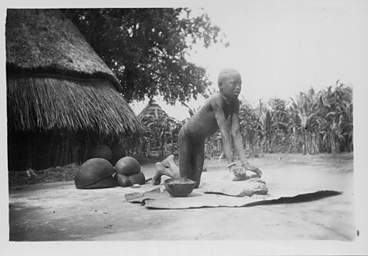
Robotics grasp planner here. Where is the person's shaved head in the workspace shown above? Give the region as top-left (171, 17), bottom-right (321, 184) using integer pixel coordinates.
top-left (218, 68), bottom-right (241, 87)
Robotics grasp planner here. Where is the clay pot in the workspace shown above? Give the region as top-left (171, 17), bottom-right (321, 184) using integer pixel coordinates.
top-left (75, 158), bottom-right (116, 189)
top-left (115, 173), bottom-right (131, 187)
top-left (127, 171), bottom-right (146, 185)
top-left (115, 156), bottom-right (141, 176)
top-left (164, 178), bottom-right (196, 197)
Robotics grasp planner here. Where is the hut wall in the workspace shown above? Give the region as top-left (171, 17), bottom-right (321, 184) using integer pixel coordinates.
top-left (8, 130), bottom-right (129, 171)
top-left (8, 129), bottom-right (139, 171)
top-left (9, 130), bottom-right (81, 171)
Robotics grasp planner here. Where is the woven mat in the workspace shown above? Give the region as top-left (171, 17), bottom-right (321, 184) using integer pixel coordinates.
top-left (125, 171), bottom-right (341, 209)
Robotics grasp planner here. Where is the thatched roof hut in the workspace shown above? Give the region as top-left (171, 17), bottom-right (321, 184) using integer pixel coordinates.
top-left (7, 9), bottom-right (141, 170)
top-left (137, 99), bottom-right (181, 158)
top-left (138, 99), bottom-right (170, 123)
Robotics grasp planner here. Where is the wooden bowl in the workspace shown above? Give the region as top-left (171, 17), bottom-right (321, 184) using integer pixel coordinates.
top-left (164, 178), bottom-right (196, 197)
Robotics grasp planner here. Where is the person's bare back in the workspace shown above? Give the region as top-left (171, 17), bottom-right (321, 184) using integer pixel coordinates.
top-left (184, 94), bottom-right (239, 141)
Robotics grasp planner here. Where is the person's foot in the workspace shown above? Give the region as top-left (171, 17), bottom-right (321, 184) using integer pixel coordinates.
top-left (152, 162), bottom-right (176, 185)
top-left (152, 162), bottom-right (164, 185)
top-left (160, 154), bottom-right (180, 175)
top-left (161, 154), bottom-right (175, 168)
top-left (155, 162), bottom-right (165, 170)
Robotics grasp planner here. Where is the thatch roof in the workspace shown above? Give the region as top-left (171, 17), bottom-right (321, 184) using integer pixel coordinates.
top-left (6, 9), bottom-right (141, 136)
top-left (7, 77), bottom-right (140, 136)
top-left (6, 9), bottom-right (121, 91)
top-left (138, 99), bottom-right (169, 121)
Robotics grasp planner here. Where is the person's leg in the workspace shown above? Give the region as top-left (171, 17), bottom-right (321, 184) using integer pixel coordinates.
top-left (190, 140), bottom-right (205, 188)
top-left (153, 127), bottom-right (198, 185)
top-left (178, 127), bottom-right (193, 179)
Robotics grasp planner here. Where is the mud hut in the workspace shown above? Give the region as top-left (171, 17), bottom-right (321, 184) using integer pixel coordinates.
top-left (6, 9), bottom-right (141, 171)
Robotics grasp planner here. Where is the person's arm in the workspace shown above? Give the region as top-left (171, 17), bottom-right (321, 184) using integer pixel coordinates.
top-left (212, 100), bottom-right (233, 164)
top-left (231, 109), bottom-right (248, 165)
top-left (231, 106), bottom-right (262, 176)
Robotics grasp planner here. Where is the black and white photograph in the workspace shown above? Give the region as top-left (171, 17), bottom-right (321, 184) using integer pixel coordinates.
top-left (2, 0), bottom-right (368, 255)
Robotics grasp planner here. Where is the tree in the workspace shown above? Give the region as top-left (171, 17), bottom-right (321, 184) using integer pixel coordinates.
top-left (63, 8), bottom-right (227, 104)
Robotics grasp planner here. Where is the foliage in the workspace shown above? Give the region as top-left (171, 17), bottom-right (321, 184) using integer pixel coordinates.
top-left (63, 8), bottom-right (227, 104)
top-left (238, 101), bottom-right (263, 152)
top-left (318, 82), bottom-right (353, 153)
top-left (207, 82), bottom-right (353, 156)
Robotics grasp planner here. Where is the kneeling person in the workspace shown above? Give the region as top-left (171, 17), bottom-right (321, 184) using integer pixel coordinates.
top-left (177, 68), bottom-right (261, 188)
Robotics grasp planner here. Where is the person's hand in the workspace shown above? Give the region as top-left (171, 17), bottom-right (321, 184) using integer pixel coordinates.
top-left (229, 164), bottom-right (259, 181)
top-left (241, 161), bottom-right (262, 177)
top-left (230, 164), bottom-right (246, 181)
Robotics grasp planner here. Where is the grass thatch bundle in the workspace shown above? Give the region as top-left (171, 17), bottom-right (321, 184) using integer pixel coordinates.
top-left (7, 77), bottom-right (141, 136)
top-left (138, 99), bottom-right (169, 119)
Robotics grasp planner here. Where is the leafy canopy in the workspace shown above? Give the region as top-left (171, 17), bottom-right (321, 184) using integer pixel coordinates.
top-left (63, 8), bottom-right (227, 104)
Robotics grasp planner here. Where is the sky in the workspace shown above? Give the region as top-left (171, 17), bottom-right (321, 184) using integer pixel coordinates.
top-left (130, 0), bottom-right (368, 120)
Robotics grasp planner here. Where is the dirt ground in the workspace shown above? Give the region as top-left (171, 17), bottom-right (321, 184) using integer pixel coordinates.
top-left (8, 153), bottom-right (355, 241)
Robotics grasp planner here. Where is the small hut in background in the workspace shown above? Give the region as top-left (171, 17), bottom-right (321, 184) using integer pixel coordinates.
top-left (6, 9), bottom-right (141, 171)
top-left (137, 99), bottom-right (181, 158)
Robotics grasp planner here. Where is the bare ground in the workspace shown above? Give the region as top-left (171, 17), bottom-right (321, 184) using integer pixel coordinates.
top-left (8, 153), bottom-right (355, 241)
